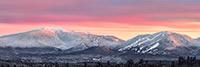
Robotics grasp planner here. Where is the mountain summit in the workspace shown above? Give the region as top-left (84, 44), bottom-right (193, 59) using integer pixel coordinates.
top-left (0, 27), bottom-right (123, 52)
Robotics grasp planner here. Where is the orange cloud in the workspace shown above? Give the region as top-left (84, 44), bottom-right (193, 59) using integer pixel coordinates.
top-left (1, 0), bottom-right (200, 40)
top-left (0, 21), bottom-right (200, 40)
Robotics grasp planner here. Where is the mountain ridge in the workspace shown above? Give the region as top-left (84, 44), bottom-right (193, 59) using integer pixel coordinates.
top-left (0, 27), bottom-right (123, 52)
top-left (118, 31), bottom-right (199, 55)
top-left (195, 37), bottom-right (200, 41)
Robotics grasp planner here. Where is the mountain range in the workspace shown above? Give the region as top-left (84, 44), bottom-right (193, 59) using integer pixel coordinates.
top-left (0, 27), bottom-right (123, 52)
top-left (0, 27), bottom-right (200, 63)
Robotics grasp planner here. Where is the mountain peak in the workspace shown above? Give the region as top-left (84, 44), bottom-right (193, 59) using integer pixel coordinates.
top-left (39, 27), bottom-right (66, 32)
top-left (26, 27), bottom-right (66, 37)
top-left (157, 31), bottom-right (173, 34)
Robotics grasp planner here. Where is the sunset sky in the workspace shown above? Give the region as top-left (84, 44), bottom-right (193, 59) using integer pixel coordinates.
top-left (0, 0), bottom-right (200, 40)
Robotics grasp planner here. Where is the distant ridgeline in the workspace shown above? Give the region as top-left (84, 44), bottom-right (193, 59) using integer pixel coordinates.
top-left (0, 56), bottom-right (200, 67)
top-left (0, 27), bottom-right (200, 64)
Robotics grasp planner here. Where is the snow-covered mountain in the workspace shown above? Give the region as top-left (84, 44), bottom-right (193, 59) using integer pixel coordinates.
top-left (195, 37), bottom-right (200, 41)
top-left (118, 31), bottom-right (198, 54)
top-left (0, 27), bottom-right (123, 52)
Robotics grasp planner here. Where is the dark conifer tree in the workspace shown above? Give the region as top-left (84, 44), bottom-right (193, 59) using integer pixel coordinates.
top-left (84, 62), bottom-right (87, 67)
top-left (96, 62), bottom-right (103, 67)
top-left (187, 56), bottom-right (190, 64)
top-left (138, 59), bottom-right (143, 64)
top-left (171, 61), bottom-right (175, 67)
top-left (6, 65), bottom-right (9, 67)
top-left (145, 60), bottom-right (148, 64)
top-left (127, 59), bottom-right (134, 67)
top-left (106, 61), bottom-right (111, 67)
top-left (158, 61), bottom-right (163, 67)
top-left (66, 63), bottom-right (69, 67)
top-left (1, 65), bottom-right (4, 67)
top-left (178, 56), bottom-right (184, 65)
top-left (14, 65), bottom-right (16, 67)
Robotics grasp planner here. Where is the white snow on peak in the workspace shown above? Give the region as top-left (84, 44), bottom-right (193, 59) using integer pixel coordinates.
top-left (69, 31), bottom-right (91, 35)
top-left (119, 31), bottom-right (165, 51)
top-left (0, 27), bottom-right (122, 52)
top-left (118, 31), bottom-right (196, 54)
top-left (38, 27), bottom-right (66, 32)
top-left (160, 31), bottom-right (172, 34)
top-left (142, 43), bottom-right (159, 53)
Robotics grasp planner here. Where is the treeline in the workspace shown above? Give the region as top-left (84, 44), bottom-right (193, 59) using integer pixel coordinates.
top-left (1, 56), bottom-right (200, 67)
top-left (113, 56), bottom-right (200, 67)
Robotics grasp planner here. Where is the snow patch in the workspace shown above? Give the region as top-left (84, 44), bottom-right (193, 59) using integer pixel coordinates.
top-left (142, 43), bottom-right (159, 53)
